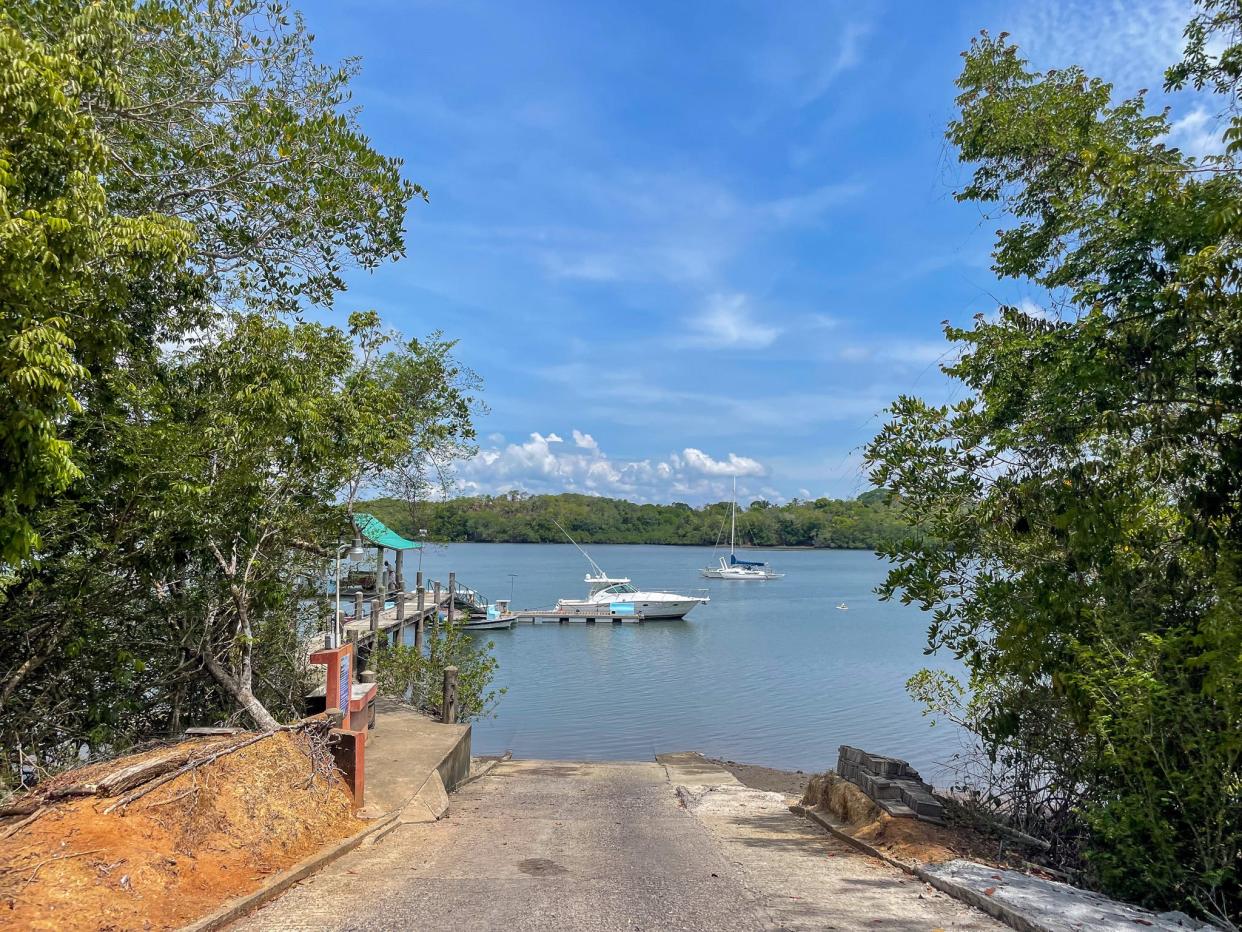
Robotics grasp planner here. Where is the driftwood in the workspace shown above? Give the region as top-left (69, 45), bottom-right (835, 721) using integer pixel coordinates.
top-left (0, 747), bottom-right (194, 831)
top-left (0, 800), bottom-right (40, 818)
top-left (0, 725), bottom-right (305, 833)
top-left (0, 808), bottom-right (45, 841)
top-left (90, 748), bottom-right (196, 797)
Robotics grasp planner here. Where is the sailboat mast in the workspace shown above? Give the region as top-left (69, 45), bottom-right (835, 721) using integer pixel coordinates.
top-left (730, 477), bottom-right (737, 555)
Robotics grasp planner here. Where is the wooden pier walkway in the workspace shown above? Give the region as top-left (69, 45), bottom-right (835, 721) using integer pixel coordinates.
top-left (341, 574), bottom-right (490, 646)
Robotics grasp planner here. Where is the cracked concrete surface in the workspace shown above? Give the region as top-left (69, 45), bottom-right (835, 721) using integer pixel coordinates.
top-left (233, 758), bottom-right (1003, 931)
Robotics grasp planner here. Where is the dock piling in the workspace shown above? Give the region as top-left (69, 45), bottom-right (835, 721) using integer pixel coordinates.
top-left (447, 572), bottom-right (456, 626)
top-left (442, 666), bottom-right (459, 724)
top-left (415, 586), bottom-right (426, 654)
top-left (432, 581), bottom-right (442, 641)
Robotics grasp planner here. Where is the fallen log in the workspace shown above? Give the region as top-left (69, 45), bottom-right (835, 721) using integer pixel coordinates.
top-left (0, 808), bottom-right (46, 840)
top-left (103, 726), bottom-right (299, 815)
top-left (91, 748), bottom-right (196, 797)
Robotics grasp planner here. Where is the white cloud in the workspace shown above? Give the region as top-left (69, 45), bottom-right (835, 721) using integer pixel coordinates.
top-left (534, 362), bottom-right (901, 436)
top-left (806, 313), bottom-right (840, 331)
top-left (1009, 0), bottom-right (1192, 94)
top-left (455, 431), bottom-right (769, 503)
top-left (763, 182), bottom-right (866, 225)
top-left (533, 170), bottom-right (862, 289)
top-left (836, 340), bottom-right (952, 367)
top-left (681, 448), bottom-right (766, 477)
top-left (749, 16), bottom-right (871, 109)
top-left (1165, 106), bottom-right (1226, 159)
top-left (685, 293), bottom-right (781, 349)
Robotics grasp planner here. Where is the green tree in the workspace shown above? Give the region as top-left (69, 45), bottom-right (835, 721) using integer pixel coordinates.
top-left (867, 18), bottom-right (1242, 923)
top-left (360, 490), bottom-right (908, 550)
top-left (0, 1), bottom-right (191, 562)
top-left (0, 1), bottom-right (485, 771)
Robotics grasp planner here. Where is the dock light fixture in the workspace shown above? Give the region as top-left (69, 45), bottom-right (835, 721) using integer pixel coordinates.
top-left (332, 537), bottom-right (366, 647)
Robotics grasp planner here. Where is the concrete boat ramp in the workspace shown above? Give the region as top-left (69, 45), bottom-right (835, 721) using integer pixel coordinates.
top-left (233, 753), bottom-right (1002, 931)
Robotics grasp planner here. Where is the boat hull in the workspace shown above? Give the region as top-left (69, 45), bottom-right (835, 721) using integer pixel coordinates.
top-left (554, 597), bottom-right (704, 620)
top-left (463, 617), bottom-right (516, 630)
top-left (701, 567), bottom-right (784, 580)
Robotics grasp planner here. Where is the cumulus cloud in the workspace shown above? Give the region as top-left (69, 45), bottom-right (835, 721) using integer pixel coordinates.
top-left (454, 431), bottom-right (770, 503)
top-left (680, 448), bottom-right (766, 477)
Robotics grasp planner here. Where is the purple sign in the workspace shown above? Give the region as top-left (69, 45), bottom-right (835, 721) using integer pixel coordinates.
top-left (339, 653), bottom-right (351, 710)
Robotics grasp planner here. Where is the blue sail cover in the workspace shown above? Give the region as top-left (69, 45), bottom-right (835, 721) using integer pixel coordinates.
top-left (729, 554), bottom-right (767, 568)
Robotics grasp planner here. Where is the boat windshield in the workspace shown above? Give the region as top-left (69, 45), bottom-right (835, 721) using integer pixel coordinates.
top-left (602, 583), bottom-right (637, 595)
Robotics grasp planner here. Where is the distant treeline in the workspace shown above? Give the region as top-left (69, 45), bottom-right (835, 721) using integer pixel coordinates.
top-left (358, 489), bottom-right (907, 550)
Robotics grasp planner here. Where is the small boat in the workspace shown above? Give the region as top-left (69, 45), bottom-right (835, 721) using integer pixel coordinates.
top-left (465, 600), bottom-right (517, 630)
top-left (463, 615), bottom-right (516, 630)
top-left (836, 602), bottom-right (848, 611)
top-left (701, 479), bottom-right (784, 580)
top-left (553, 521), bottom-right (708, 620)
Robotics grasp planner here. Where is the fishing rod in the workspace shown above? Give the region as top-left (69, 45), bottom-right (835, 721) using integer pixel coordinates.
top-left (551, 518), bottom-right (609, 578)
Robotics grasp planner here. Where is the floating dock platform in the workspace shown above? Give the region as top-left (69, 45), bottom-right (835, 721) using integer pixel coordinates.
top-left (503, 606), bottom-right (655, 624)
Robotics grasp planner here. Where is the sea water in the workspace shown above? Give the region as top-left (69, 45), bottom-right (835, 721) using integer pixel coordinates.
top-left (413, 543), bottom-right (972, 782)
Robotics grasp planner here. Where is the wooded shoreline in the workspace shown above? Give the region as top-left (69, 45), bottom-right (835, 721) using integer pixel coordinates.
top-left (358, 489), bottom-right (907, 551)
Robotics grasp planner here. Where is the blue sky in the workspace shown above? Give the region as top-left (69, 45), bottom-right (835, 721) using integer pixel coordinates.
top-left (303, 0), bottom-right (1214, 505)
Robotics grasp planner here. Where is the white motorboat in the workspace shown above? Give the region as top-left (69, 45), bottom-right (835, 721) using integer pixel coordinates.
top-left (555, 574), bottom-right (708, 620)
top-left (701, 479), bottom-right (784, 580)
top-left (552, 520), bottom-right (708, 620)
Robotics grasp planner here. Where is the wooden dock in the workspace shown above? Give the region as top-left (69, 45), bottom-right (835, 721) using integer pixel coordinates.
top-left (503, 606), bottom-right (652, 624)
top-left (341, 572), bottom-right (491, 647)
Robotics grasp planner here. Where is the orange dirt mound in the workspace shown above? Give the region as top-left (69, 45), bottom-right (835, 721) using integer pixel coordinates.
top-left (851, 811), bottom-right (973, 864)
top-left (0, 730), bottom-right (363, 931)
top-left (802, 770), bottom-right (1020, 867)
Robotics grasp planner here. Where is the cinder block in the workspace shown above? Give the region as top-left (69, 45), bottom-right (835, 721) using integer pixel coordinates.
top-left (877, 799), bottom-right (917, 818)
top-left (860, 774), bottom-right (901, 800)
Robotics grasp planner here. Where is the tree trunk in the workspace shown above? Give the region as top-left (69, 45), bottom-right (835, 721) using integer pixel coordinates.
top-left (200, 650), bottom-right (280, 731)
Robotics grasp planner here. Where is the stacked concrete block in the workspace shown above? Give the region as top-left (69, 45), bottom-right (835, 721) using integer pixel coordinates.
top-left (836, 746), bottom-right (945, 823)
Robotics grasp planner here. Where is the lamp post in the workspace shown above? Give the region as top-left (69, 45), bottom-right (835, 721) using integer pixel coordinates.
top-left (416, 528), bottom-right (428, 576)
top-left (333, 536), bottom-right (365, 647)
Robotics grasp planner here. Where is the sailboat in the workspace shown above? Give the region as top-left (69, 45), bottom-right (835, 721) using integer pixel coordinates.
top-left (701, 479), bottom-right (784, 580)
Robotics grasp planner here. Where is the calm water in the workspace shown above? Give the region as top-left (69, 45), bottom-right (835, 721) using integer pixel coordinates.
top-left (413, 543), bottom-right (969, 781)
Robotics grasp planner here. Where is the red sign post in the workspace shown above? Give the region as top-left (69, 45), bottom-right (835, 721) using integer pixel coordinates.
top-left (308, 641), bottom-right (377, 807)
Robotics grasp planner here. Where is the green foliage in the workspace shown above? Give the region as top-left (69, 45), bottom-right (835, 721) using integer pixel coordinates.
top-left (0, 0), bottom-right (191, 562)
top-left (0, 1), bottom-right (485, 780)
top-left (370, 619), bottom-right (503, 722)
top-left (357, 490), bottom-right (909, 550)
top-left (867, 21), bottom-right (1242, 924)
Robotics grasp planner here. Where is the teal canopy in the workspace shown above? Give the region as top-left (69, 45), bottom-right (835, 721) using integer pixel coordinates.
top-left (353, 513), bottom-right (422, 550)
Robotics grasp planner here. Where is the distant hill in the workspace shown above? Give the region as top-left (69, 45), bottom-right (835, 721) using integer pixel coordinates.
top-left (356, 490), bottom-right (908, 550)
